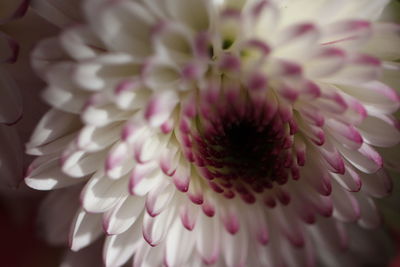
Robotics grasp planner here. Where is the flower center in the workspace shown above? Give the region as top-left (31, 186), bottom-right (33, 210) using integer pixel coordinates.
top-left (199, 115), bottom-right (283, 185)
top-left (180, 85), bottom-right (295, 202)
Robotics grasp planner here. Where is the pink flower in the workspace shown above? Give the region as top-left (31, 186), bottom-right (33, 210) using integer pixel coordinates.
top-left (26, 0), bottom-right (400, 266)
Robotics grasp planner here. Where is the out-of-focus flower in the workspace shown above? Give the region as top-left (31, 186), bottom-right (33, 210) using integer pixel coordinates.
top-left (0, 0), bottom-right (58, 189)
top-left (0, 2), bottom-right (65, 266)
top-left (0, 0), bottom-right (29, 187)
top-left (26, 0), bottom-right (400, 266)
top-left (0, 0), bottom-right (29, 124)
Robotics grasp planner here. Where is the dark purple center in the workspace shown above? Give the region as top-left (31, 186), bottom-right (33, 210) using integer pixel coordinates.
top-left (192, 109), bottom-right (290, 192)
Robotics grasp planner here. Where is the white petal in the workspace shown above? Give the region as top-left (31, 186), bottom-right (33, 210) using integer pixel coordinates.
top-left (221, 222), bottom-right (248, 267)
top-left (144, 90), bottom-right (178, 128)
top-left (314, 84), bottom-right (348, 115)
top-left (129, 163), bottom-right (164, 196)
top-left (164, 219), bottom-right (196, 266)
top-left (382, 62), bottom-right (400, 90)
top-left (81, 171), bottom-right (128, 213)
top-left (187, 173), bottom-right (205, 205)
top-left (244, 204), bottom-right (269, 245)
top-left (60, 25), bottom-right (104, 60)
top-left (306, 47), bottom-right (346, 78)
top-left (32, 0), bottom-right (83, 27)
top-left (321, 54), bottom-right (381, 86)
top-left (272, 206), bottom-right (305, 248)
top-left (133, 133), bottom-right (167, 164)
top-left (27, 109), bottom-right (81, 154)
top-left (316, 139), bottom-right (345, 174)
top-left (330, 163), bottom-right (362, 192)
top-left (297, 119), bottom-right (325, 146)
top-left (103, 221), bottom-right (142, 267)
top-left (195, 215), bottom-right (221, 265)
top-left (142, 205), bottom-right (177, 246)
top-left (362, 23), bottom-right (400, 60)
top-left (357, 115), bottom-right (400, 147)
top-left (172, 158), bottom-right (191, 192)
top-left (26, 156), bottom-right (87, 190)
top-left (69, 208), bottom-right (103, 251)
top-left (77, 123), bottom-right (122, 152)
top-left (281, 236), bottom-right (315, 267)
top-left (166, 0), bottom-right (211, 32)
top-left (153, 21), bottom-right (195, 64)
top-left (287, 184), bottom-right (317, 224)
top-left (131, 241), bottom-right (152, 267)
top-left (331, 182), bottom-right (360, 222)
top-left (274, 23), bottom-right (320, 60)
top-left (355, 194), bottom-right (381, 229)
top-left (159, 144), bottom-right (181, 177)
top-left (113, 80), bottom-right (150, 110)
top-left (300, 161), bottom-right (332, 196)
top-left (336, 142), bottom-right (383, 174)
top-left (321, 19), bottom-right (372, 49)
top-left (360, 169), bottom-right (392, 198)
top-left (309, 218), bottom-right (348, 251)
top-left (82, 101), bottom-right (131, 127)
top-left (340, 81), bottom-right (400, 115)
top-left (179, 201), bottom-right (200, 231)
top-left (145, 182), bottom-right (175, 217)
top-left (43, 71), bottom-right (89, 114)
top-left (28, 132), bottom-right (77, 156)
top-left (103, 195), bottom-right (145, 235)
top-left (73, 54), bottom-right (139, 92)
top-left (85, 0), bottom-right (155, 58)
top-left (326, 117), bottom-right (364, 151)
top-left (31, 37), bottom-right (68, 78)
top-left (219, 202), bottom-right (241, 235)
top-left (62, 148), bottom-right (108, 177)
top-left (294, 182), bottom-right (333, 217)
top-left (42, 78), bottom-right (84, 111)
top-left (106, 142), bottom-right (135, 179)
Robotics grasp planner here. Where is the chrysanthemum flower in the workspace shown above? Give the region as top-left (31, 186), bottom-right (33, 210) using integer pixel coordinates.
top-left (27, 0), bottom-right (400, 266)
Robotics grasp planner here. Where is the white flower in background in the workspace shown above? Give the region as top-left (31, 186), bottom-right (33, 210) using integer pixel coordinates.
top-left (0, 0), bottom-right (28, 124)
top-left (0, 0), bottom-right (29, 187)
top-left (0, 0), bottom-right (56, 189)
top-left (27, 0), bottom-right (400, 266)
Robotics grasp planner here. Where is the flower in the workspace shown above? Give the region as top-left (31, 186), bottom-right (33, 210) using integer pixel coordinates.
top-left (0, 0), bottom-right (29, 124)
top-left (26, 0), bottom-right (400, 266)
top-left (0, 0), bottom-right (56, 188)
top-left (0, 4), bottom-right (65, 265)
top-left (0, 0), bottom-right (29, 187)
top-left (0, 0), bottom-right (58, 189)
